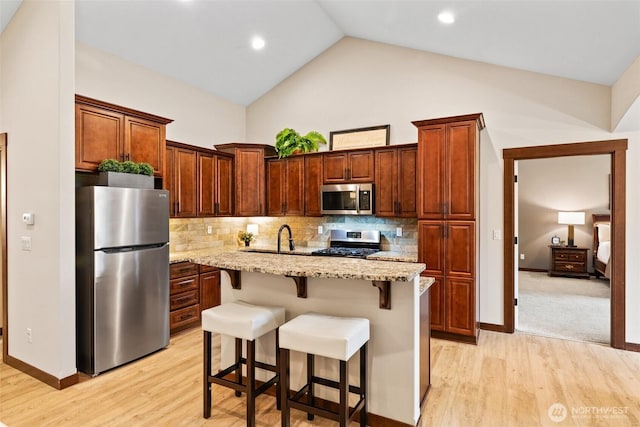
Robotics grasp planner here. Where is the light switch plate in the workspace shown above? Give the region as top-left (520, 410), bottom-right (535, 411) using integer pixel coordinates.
top-left (21, 236), bottom-right (32, 251)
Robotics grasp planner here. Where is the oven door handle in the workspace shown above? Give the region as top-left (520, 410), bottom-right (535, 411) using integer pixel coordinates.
top-left (355, 184), bottom-right (360, 213)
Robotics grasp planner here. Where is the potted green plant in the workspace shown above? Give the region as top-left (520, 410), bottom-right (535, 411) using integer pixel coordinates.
top-left (238, 230), bottom-right (255, 247)
top-left (98, 159), bottom-right (155, 189)
top-left (275, 128), bottom-right (327, 158)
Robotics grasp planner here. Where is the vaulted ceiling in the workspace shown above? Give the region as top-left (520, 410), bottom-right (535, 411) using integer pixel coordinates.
top-left (2, 1), bottom-right (640, 106)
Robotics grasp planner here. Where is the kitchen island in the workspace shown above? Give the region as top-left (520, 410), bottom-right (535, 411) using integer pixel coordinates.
top-left (191, 251), bottom-right (431, 427)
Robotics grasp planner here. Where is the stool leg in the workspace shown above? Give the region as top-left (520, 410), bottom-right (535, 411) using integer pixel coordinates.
top-left (275, 328), bottom-right (281, 410)
top-left (280, 348), bottom-right (290, 427)
top-left (247, 339), bottom-right (256, 427)
top-left (360, 342), bottom-right (368, 427)
top-left (235, 337), bottom-right (242, 397)
top-left (307, 353), bottom-right (315, 421)
top-left (339, 359), bottom-right (349, 427)
top-left (203, 331), bottom-right (212, 419)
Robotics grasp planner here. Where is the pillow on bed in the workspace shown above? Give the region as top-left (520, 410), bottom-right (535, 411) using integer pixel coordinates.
top-left (598, 223), bottom-right (611, 242)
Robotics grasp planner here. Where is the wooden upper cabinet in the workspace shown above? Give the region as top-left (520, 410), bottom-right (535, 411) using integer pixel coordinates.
top-left (414, 114), bottom-right (484, 220)
top-left (75, 95), bottom-right (173, 177)
top-left (266, 157), bottom-right (305, 216)
top-left (215, 143), bottom-right (276, 217)
top-left (167, 141), bottom-right (234, 218)
top-left (216, 155), bottom-right (234, 216)
top-left (323, 150), bottom-right (374, 183)
top-left (375, 145), bottom-right (417, 217)
top-left (197, 152), bottom-right (216, 217)
top-left (304, 154), bottom-right (323, 217)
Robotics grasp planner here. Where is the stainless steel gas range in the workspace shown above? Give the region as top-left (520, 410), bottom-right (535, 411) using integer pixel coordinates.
top-left (311, 230), bottom-right (381, 259)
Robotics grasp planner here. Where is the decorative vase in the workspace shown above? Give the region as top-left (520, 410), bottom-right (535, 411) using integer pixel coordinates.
top-left (244, 240), bottom-right (250, 247)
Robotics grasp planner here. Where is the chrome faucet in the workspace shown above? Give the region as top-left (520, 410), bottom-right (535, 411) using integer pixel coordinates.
top-left (277, 224), bottom-right (295, 254)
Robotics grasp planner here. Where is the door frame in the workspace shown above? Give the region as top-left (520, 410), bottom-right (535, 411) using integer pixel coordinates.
top-left (503, 139), bottom-right (627, 349)
top-left (1, 133), bottom-right (7, 360)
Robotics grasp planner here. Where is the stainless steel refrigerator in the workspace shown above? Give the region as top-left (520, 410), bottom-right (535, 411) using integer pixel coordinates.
top-left (76, 186), bottom-right (170, 375)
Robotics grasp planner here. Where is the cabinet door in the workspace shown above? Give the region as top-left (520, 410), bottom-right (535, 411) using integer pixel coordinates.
top-left (125, 116), bottom-right (165, 177)
top-left (200, 270), bottom-right (221, 311)
top-left (417, 125), bottom-right (445, 219)
top-left (216, 155), bottom-right (234, 216)
top-left (445, 277), bottom-right (475, 336)
top-left (348, 150), bottom-right (374, 182)
top-left (235, 148), bottom-right (265, 216)
top-left (75, 104), bottom-right (124, 171)
top-left (446, 121), bottom-right (476, 219)
top-left (197, 152), bottom-right (216, 217)
top-left (418, 221), bottom-right (445, 276)
top-left (165, 146), bottom-right (176, 212)
top-left (304, 154), bottom-right (323, 216)
top-left (445, 221), bottom-right (475, 278)
top-left (375, 148), bottom-right (397, 217)
top-left (323, 153), bottom-right (348, 183)
top-left (267, 159), bottom-right (286, 216)
top-left (397, 146), bottom-right (417, 217)
top-left (285, 156), bottom-right (305, 216)
top-left (427, 275), bottom-right (445, 331)
top-left (174, 148), bottom-right (197, 218)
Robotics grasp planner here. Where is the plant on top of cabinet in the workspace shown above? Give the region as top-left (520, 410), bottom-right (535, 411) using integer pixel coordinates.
top-left (97, 159), bottom-right (155, 188)
top-left (275, 128), bottom-right (327, 158)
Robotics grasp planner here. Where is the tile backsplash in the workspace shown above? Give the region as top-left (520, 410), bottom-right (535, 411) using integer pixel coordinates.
top-left (170, 216), bottom-right (418, 253)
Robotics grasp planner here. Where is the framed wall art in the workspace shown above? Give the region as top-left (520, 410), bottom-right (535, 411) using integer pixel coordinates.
top-left (329, 124), bottom-right (390, 151)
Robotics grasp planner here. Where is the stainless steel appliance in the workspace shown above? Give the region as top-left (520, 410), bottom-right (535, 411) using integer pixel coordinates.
top-left (311, 230), bottom-right (381, 258)
top-left (76, 186), bottom-right (170, 375)
top-left (320, 183), bottom-right (374, 215)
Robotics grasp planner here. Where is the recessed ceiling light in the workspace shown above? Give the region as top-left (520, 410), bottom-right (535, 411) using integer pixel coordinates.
top-left (251, 36), bottom-right (265, 51)
top-left (438, 11), bottom-right (455, 24)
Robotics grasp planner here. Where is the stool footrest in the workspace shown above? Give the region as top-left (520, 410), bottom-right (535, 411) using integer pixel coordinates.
top-left (236, 357), bottom-right (279, 374)
top-left (288, 394), bottom-right (365, 423)
top-left (310, 375), bottom-right (362, 395)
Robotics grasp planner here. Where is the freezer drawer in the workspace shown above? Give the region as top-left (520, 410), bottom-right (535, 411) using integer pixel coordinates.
top-left (77, 244), bottom-right (169, 375)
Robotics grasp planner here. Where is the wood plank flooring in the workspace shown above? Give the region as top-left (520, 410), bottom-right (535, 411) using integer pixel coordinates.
top-left (1, 330), bottom-right (639, 426)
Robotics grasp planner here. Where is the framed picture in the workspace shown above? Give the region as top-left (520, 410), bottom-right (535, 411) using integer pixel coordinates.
top-left (329, 124), bottom-right (390, 151)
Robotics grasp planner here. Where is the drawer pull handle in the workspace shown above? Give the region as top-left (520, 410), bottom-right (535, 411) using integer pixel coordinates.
top-left (565, 264), bottom-right (574, 270)
top-left (179, 313), bottom-right (193, 321)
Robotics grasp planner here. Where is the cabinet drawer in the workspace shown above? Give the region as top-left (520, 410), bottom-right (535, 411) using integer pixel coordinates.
top-left (170, 289), bottom-right (199, 311)
top-left (199, 264), bottom-right (218, 274)
top-left (170, 275), bottom-right (199, 295)
top-left (170, 304), bottom-right (201, 331)
top-left (553, 262), bottom-right (585, 273)
top-left (170, 261), bottom-right (199, 279)
top-left (554, 251), bottom-right (586, 262)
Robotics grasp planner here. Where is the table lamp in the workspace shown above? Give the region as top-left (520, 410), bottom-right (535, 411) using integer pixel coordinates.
top-left (557, 211), bottom-right (585, 247)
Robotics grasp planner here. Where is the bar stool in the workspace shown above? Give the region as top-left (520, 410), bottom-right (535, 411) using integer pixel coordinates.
top-left (279, 313), bottom-right (369, 427)
top-left (202, 300), bottom-right (285, 426)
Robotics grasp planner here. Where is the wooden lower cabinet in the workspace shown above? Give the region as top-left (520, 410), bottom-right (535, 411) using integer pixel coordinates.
top-left (419, 220), bottom-right (478, 343)
top-left (169, 262), bottom-right (220, 334)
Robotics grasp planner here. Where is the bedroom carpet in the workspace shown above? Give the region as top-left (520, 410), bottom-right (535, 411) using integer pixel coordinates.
top-left (517, 271), bottom-right (610, 344)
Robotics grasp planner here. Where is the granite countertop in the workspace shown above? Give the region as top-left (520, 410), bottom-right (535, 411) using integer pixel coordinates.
top-left (419, 276), bottom-right (435, 296)
top-left (366, 251), bottom-right (418, 263)
top-left (191, 251), bottom-right (425, 282)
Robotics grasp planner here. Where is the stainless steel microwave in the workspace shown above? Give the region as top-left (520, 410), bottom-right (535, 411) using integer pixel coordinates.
top-left (320, 183), bottom-right (374, 215)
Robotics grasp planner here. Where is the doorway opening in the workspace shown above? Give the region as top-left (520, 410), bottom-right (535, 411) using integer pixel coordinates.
top-left (503, 139), bottom-right (627, 349)
top-left (516, 155), bottom-right (611, 344)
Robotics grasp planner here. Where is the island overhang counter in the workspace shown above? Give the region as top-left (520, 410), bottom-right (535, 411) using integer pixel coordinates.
top-left (192, 251), bottom-right (431, 427)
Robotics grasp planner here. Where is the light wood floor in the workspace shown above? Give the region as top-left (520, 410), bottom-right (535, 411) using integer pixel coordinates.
top-left (1, 330), bottom-right (639, 426)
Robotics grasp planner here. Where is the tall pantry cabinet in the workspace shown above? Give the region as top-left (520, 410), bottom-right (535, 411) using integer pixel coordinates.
top-left (414, 113), bottom-right (484, 344)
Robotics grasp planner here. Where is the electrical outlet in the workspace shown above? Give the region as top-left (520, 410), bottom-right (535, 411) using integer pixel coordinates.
top-left (318, 226), bottom-right (323, 234)
top-left (207, 225), bottom-right (213, 234)
top-left (396, 227), bottom-right (403, 237)
top-left (520, 254), bottom-right (525, 260)
top-left (26, 328), bottom-right (32, 343)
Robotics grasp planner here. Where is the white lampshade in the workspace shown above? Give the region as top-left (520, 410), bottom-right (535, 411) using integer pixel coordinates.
top-left (557, 211), bottom-right (585, 225)
top-left (246, 223), bottom-right (259, 235)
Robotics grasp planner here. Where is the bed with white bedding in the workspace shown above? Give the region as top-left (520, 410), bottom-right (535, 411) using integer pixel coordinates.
top-left (592, 214), bottom-right (611, 279)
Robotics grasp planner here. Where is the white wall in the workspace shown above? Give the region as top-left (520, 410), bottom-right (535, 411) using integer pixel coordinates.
top-left (0, 0), bottom-right (76, 378)
top-left (75, 43), bottom-right (246, 149)
top-left (247, 37), bottom-right (640, 343)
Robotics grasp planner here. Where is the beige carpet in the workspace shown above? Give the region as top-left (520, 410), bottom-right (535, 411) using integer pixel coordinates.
top-left (517, 271), bottom-right (610, 344)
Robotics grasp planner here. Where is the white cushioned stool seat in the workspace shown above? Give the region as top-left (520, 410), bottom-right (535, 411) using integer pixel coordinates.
top-left (201, 300), bottom-right (285, 341)
top-left (279, 313), bottom-right (370, 361)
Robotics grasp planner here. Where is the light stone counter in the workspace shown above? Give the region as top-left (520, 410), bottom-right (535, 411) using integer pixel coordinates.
top-left (192, 251), bottom-right (425, 282)
top-left (366, 250), bottom-right (418, 263)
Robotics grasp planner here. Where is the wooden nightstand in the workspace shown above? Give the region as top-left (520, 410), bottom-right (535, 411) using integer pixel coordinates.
top-left (548, 246), bottom-right (590, 279)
